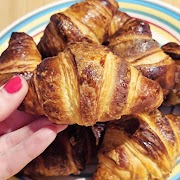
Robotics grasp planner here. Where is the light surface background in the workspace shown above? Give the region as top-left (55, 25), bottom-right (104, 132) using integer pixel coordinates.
top-left (0, 0), bottom-right (179, 32)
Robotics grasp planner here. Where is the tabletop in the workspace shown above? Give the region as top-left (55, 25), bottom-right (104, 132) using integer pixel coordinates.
top-left (0, 0), bottom-right (179, 32)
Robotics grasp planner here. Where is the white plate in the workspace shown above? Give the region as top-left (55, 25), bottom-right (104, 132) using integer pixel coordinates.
top-left (3, 0), bottom-right (179, 179)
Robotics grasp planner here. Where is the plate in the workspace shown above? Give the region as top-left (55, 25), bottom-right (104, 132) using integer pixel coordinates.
top-left (1, 0), bottom-right (179, 180)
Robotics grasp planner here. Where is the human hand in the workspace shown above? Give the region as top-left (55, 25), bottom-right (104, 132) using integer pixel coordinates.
top-left (0, 76), bottom-right (67, 179)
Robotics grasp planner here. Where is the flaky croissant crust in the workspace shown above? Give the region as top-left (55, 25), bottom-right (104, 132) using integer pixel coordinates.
top-left (0, 1), bottom-right (179, 179)
top-left (107, 17), bottom-right (176, 95)
top-left (0, 32), bottom-right (42, 86)
top-left (162, 42), bottom-right (180, 105)
top-left (22, 42), bottom-right (164, 126)
top-left (37, 0), bottom-right (119, 57)
top-left (93, 111), bottom-right (180, 180)
top-left (20, 125), bottom-right (96, 176)
top-left (0, 32), bottom-right (163, 126)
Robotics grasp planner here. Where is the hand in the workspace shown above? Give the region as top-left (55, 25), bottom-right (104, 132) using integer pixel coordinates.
top-left (0, 76), bottom-right (67, 179)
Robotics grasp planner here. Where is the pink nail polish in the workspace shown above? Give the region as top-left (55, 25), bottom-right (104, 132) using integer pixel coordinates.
top-left (4, 76), bottom-right (22, 94)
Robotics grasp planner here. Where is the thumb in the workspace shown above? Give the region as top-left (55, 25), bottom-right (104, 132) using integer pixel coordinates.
top-left (0, 76), bottom-right (28, 122)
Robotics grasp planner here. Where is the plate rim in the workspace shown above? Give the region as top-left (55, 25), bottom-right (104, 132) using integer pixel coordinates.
top-left (0, 0), bottom-right (179, 39)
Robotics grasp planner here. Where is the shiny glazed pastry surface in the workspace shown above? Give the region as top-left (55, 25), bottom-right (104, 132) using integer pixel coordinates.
top-left (93, 111), bottom-right (180, 180)
top-left (24, 41), bottom-right (163, 126)
top-left (37, 0), bottom-right (119, 58)
top-left (0, 32), bottom-right (163, 126)
top-left (162, 42), bottom-right (180, 105)
top-left (0, 0), bottom-right (179, 178)
top-left (0, 32), bottom-right (42, 86)
top-left (19, 125), bottom-right (96, 176)
top-left (108, 15), bottom-right (176, 95)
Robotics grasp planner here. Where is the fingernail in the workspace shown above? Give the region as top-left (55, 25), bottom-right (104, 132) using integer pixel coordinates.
top-left (4, 76), bottom-right (22, 94)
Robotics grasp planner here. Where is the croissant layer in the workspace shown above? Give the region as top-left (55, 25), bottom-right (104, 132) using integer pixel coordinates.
top-left (20, 125), bottom-right (96, 176)
top-left (162, 42), bottom-right (180, 105)
top-left (162, 42), bottom-right (180, 60)
top-left (93, 111), bottom-right (180, 180)
top-left (37, 0), bottom-right (119, 57)
top-left (22, 42), bottom-right (163, 126)
top-left (108, 17), bottom-right (176, 95)
top-left (0, 32), bottom-right (42, 86)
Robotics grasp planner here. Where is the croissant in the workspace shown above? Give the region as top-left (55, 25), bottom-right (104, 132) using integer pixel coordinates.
top-left (108, 17), bottom-right (176, 95)
top-left (162, 42), bottom-right (180, 105)
top-left (162, 42), bottom-right (180, 60)
top-left (0, 33), bottom-right (163, 126)
top-left (19, 125), bottom-right (96, 177)
top-left (0, 32), bottom-right (42, 86)
top-left (93, 110), bottom-right (180, 180)
top-left (37, 0), bottom-right (119, 58)
top-left (106, 10), bottom-right (131, 39)
top-left (23, 41), bottom-right (164, 126)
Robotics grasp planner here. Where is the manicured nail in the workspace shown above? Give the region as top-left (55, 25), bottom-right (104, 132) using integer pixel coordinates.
top-left (4, 76), bottom-right (22, 94)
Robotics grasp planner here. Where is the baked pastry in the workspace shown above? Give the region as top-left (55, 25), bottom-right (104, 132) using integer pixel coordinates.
top-left (0, 33), bottom-right (163, 126)
top-left (93, 110), bottom-right (180, 180)
top-left (0, 37), bottom-right (164, 126)
top-left (37, 0), bottom-right (119, 58)
top-left (162, 42), bottom-right (180, 60)
top-left (162, 42), bottom-right (180, 105)
top-left (106, 11), bottom-right (131, 38)
top-left (22, 42), bottom-right (163, 126)
top-left (19, 125), bottom-right (96, 176)
top-left (108, 17), bottom-right (176, 95)
top-left (0, 32), bottom-right (42, 86)
top-left (0, 0), bottom-right (178, 179)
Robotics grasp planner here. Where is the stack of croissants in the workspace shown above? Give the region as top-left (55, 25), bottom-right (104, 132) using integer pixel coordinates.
top-left (0, 0), bottom-right (180, 179)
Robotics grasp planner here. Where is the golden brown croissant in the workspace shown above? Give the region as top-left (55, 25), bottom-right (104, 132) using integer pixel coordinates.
top-left (106, 10), bottom-right (131, 39)
top-left (37, 0), bottom-right (119, 58)
top-left (162, 42), bottom-right (180, 105)
top-left (162, 42), bottom-right (180, 60)
top-left (93, 111), bottom-right (180, 180)
top-left (0, 32), bottom-right (42, 86)
top-left (108, 17), bottom-right (176, 95)
top-left (20, 42), bottom-right (163, 126)
top-left (19, 125), bottom-right (96, 177)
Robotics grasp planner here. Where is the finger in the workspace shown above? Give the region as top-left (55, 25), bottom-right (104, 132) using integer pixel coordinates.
top-left (0, 117), bottom-right (67, 152)
top-left (0, 76), bottom-right (28, 122)
top-left (0, 110), bottom-right (41, 136)
top-left (0, 124), bottom-right (66, 180)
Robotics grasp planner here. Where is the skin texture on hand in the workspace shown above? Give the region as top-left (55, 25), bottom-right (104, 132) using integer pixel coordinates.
top-left (0, 76), bottom-right (67, 180)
